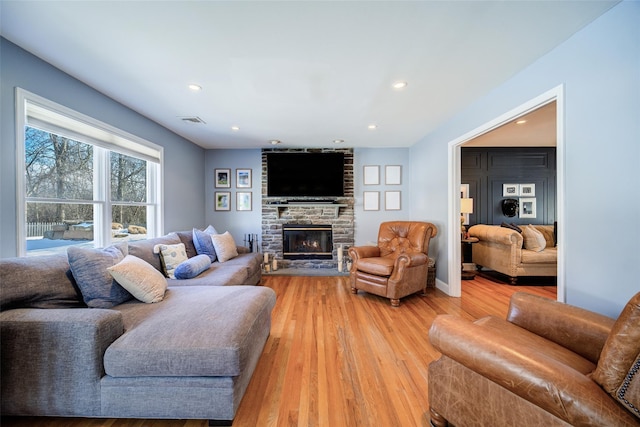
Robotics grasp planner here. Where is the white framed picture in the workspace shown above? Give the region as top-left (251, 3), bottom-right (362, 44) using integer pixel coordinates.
top-left (236, 192), bottom-right (252, 211)
top-left (519, 198), bottom-right (536, 218)
top-left (363, 165), bottom-right (380, 185)
top-left (385, 165), bottom-right (402, 185)
top-left (519, 183), bottom-right (535, 197)
top-left (503, 183), bottom-right (519, 197)
top-left (236, 169), bottom-right (252, 188)
top-left (363, 191), bottom-right (379, 211)
top-left (385, 191), bottom-right (401, 210)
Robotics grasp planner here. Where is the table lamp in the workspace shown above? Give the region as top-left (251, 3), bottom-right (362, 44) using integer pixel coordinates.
top-left (461, 198), bottom-right (473, 239)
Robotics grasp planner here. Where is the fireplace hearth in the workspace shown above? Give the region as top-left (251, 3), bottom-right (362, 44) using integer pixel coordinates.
top-left (283, 224), bottom-right (332, 259)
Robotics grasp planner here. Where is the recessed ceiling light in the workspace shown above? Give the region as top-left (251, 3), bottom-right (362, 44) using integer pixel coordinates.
top-left (188, 84), bottom-right (202, 91)
top-left (392, 81), bottom-right (408, 89)
top-left (231, 126), bottom-right (240, 131)
top-left (516, 119), bottom-right (527, 125)
top-left (368, 124), bottom-right (377, 130)
top-left (333, 139), bottom-right (344, 144)
top-left (270, 140), bottom-right (281, 145)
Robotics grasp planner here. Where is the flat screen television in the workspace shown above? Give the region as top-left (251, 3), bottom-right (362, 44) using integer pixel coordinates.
top-left (267, 152), bottom-right (344, 198)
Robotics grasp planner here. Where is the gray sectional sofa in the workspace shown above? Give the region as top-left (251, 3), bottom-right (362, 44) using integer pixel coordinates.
top-left (0, 231), bottom-right (275, 425)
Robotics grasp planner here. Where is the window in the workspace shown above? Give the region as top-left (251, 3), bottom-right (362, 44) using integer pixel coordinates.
top-left (17, 88), bottom-right (163, 256)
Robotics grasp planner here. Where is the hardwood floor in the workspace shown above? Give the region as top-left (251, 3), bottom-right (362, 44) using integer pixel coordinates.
top-left (2, 275), bottom-right (556, 427)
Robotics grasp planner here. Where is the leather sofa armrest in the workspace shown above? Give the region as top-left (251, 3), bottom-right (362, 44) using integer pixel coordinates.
top-left (428, 315), bottom-right (636, 426)
top-left (507, 292), bottom-right (615, 363)
top-left (348, 246), bottom-right (380, 261)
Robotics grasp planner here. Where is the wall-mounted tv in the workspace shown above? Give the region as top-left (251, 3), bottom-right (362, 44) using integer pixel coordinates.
top-left (267, 152), bottom-right (344, 198)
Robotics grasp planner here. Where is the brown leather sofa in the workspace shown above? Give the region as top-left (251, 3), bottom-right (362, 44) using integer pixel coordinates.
top-left (428, 291), bottom-right (640, 426)
top-left (348, 221), bottom-right (437, 307)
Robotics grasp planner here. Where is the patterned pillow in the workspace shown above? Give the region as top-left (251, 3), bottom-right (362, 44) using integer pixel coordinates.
top-left (521, 225), bottom-right (546, 252)
top-left (174, 254), bottom-right (211, 279)
top-left (107, 255), bottom-right (167, 303)
top-left (193, 226), bottom-right (218, 262)
top-left (154, 243), bottom-right (188, 278)
top-left (210, 231), bottom-right (239, 263)
top-left (67, 242), bottom-right (133, 308)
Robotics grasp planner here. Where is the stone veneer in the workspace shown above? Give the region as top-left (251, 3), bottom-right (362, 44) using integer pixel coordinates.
top-left (261, 148), bottom-right (355, 269)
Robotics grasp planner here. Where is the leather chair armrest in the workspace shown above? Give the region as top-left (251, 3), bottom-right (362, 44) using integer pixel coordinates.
top-left (348, 246), bottom-right (380, 261)
top-left (429, 315), bottom-right (636, 426)
top-left (389, 252), bottom-right (428, 281)
top-left (507, 292), bottom-right (615, 363)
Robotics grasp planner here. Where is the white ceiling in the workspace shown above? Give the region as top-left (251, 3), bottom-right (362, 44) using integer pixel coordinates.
top-left (0, 1), bottom-right (616, 150)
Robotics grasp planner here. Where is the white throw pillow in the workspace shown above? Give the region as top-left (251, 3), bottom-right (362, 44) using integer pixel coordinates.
top-left (210, 231), bottom-right (239, 263)
top-left (522, 225), bottom-right (546, 252)
top-left (154, 243), bottom-right (188, 278)
top-left (107, 255), bottom-right (168, 303)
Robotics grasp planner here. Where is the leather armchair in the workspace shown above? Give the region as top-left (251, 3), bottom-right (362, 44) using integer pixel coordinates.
top-left (348, 221), bottom-right (437, 307)
top-left (428, 291), bottom-right (640, 426)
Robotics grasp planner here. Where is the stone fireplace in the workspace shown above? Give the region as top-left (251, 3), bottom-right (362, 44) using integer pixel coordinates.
top-left (261, 148), bottom-right (354, 269)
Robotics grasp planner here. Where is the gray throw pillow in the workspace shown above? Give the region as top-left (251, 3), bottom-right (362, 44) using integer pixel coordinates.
top-left (67, 242), bottom-right (133, 308)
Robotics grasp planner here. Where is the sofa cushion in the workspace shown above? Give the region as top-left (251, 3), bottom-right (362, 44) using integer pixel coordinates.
top-left (522, 225), bottom-right (546, 252)
top-left (104, 285), bottom-right (277, 377)
top-left (193, 226), bottom-right (218, 262)
top-left (210, 231), bottom-right (239, 263)
top-left (173, 230), bottom-right (198, 258)
top-left (355, 257), bottom-right (395, 277)
top-left (0, 253), bottom-right (84, 310)
top-left (154, 243), bottom-right (188, 278)
top-left (167, 252), bottom-right (263, 287)
top-left (108, 255), bottom-right (168, 303)
top-left (174, 254), bottom-right (211, 279)
top-left (592, 292), bottom-right (640, 418)
top-left (67, 242), bottom-right (133, 308)
top-left (521, 247), bottom-right (557, 264)
top-left (128, 234), bottom-right (182, 273)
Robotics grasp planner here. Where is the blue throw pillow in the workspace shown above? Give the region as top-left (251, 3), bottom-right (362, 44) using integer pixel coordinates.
top-left (174, 254), bottom-right (212, 279)
top-left (67, 242), bottom-right (133, 308)
top-left (193, 227), bottom-right (217, 262)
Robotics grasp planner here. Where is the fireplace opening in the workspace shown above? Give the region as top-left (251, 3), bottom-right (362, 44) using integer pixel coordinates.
top-left (283, 224), bottom-right (332, 260)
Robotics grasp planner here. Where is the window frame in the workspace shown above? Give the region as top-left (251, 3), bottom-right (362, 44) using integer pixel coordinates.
top-left (15, 88), bottom-right (164, 256)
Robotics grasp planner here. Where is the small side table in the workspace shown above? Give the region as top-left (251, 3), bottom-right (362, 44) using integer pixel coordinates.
top-left (461, 237), bottom-right (479, 280)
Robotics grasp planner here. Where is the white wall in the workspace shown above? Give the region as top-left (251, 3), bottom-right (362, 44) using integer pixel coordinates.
top-left (353, 148), bottom-right (411, 245)
top-left (409, 1), bottom-right (639, 317)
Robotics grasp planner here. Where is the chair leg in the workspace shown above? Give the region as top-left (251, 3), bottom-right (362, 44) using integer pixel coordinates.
top-left (390, 298), bottom-right (400, 307)
top-left (351, 287), bottom-right (358, 294)
top-left (429, 407), bottom-right (448, 427)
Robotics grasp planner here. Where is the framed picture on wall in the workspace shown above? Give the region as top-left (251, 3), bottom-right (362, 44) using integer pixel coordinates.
top-left (503, 183), bottom-right (519, 197)
top-left (363, 165), bottom-right (380, 185)
top-left (519, 198), bottom-right (536, 218)
top-left (215, 192), bottom-right (231, 211)
top-left (215, 169), bottom-right (231, 188)
top-left (236, 169), bottom-right (252, 188)
top-left (385, 191), bottom-right (401, 210)
top-left (236, 192), bottom-right (252, 211)
top-left (385, 165), bottom-right (402, 185)
top-left (363, 191), bottom-right (379, 211)
top-left (519, 183), bottom-right (535, 197)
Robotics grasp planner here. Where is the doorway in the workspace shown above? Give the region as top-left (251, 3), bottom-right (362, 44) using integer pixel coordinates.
top-left (447, 86), bottom-right (565, 301)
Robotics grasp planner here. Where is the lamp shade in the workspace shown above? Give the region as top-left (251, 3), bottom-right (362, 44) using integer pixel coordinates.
top-left (461, 198), bottom-right (474, 214)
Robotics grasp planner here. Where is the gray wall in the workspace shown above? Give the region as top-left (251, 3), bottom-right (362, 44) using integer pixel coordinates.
top-left (409, 1), bottom-right (639, 317)
top-left (0, 38), bottom-right (206, 257)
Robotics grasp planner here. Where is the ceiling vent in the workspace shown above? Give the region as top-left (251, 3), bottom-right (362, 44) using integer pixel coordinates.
top-left (179, 116), bottom-right (206, 124)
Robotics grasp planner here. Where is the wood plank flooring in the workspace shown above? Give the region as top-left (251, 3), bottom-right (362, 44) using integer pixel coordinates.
top-left (1, 275), bottom-right (556, 427)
